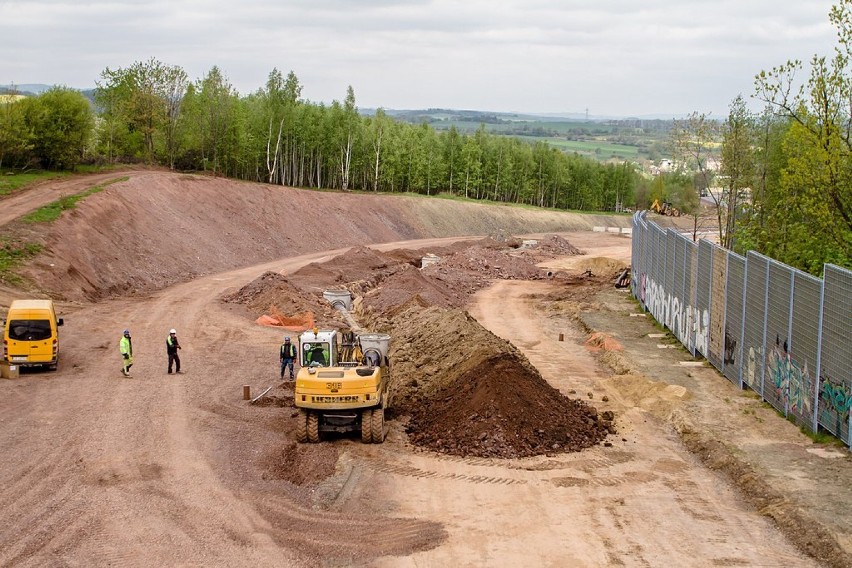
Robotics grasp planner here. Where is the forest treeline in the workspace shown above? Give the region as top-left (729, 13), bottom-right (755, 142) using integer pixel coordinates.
top-left (1, 0), bottom-right (851, 274)
top-left (0, 64), bottom-right (636, 213)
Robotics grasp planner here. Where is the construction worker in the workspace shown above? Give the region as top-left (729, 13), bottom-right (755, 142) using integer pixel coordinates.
top-left (280, 336), bottom-right (297, 380)
top-left (307, 343), bottom-right (327, 366)
top-left (166, 328), bottom-right (182, 374)
top-left (120, 329), bottom-right (133, 377)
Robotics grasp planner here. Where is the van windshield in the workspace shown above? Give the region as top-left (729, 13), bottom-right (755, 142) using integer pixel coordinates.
top-left (8, 320), bottom-right (52, 341)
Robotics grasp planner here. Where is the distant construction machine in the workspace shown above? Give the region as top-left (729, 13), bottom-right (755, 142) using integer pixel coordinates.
top-left (293, 290), bottom-right (391, 444)
top-left (650, 199), bottom-right (682, 217)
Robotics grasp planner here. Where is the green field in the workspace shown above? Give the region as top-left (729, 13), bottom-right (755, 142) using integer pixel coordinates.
top-left (512, 136), bottom-right (641, 160)
top-left (385, 109), bottom-right (672, 163)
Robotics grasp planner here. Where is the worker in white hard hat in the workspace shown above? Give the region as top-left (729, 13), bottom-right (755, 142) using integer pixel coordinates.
top-left (280, 335), bottom-right (297, 380)
top-left (166, 328), bottom-right (183, 374)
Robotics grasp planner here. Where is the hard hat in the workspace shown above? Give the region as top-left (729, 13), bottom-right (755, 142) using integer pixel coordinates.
top-left (169, 329), bottom-right (177, 334)
top-left (123, 329), bottom-right (130, 335)
top-left (284, 336), bottom-right (290, 342)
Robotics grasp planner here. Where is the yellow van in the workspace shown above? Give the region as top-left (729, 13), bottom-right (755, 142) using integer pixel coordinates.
top-left (3, 300), bottom-right (64, 370)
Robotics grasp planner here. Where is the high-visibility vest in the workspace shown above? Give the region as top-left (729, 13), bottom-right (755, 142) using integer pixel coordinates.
top-left (120, 336), bottom-right (132, 356)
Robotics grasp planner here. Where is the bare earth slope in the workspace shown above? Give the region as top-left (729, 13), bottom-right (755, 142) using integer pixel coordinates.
top-left (0, 171), bottom-right (849, 567)
top-left (6, 171), bottom-right (628, 302)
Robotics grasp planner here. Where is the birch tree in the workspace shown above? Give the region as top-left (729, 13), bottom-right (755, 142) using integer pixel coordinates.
top-left (753, 0), bottom-right (852, 270)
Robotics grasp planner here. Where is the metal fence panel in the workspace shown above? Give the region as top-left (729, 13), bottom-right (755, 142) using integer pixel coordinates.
top-left (708, 244), bottom-right (727, 370)
top-left (687, 240), bottom-right (698, 354)
top-left (818, 265), bottom-right (852, 444)
top-left (742, 252), bottom-right (769, 395)
top-left (631, 214), bottom-right (852, 447)
top-left (723, 253), bottom-right (746, 386)
top-left (645, 225), bottom-right (666, 320)
top-left (789, 271), bottom-right (821, 430)
top-left (671, 233), bottom-right (688, 344)
top-left (665, 230), bottom-right (677, 330)
top-left (695, 240), bottom-right (714, 358)
top-left (631, 213), bottom-right (644, 297)
top-left (763, 261), bottom-right (794, 414)
top-left (644, 221), bottom-right (655, 304)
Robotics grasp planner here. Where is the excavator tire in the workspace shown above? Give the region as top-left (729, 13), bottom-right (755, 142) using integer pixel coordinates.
top-left (371, 406), bottom-right (386, 443)
top-left (296, 409), bottom-right (309, 443)
top-left (307, 411), bottom-right (320, 443)
top-left (361, 409), bottom-right (374, 444)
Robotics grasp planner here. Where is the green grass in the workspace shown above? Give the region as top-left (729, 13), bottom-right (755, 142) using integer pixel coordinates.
top-left (0, 170), bottom-right (70, 197)
top-left (0, 165), bottom-right (124, 197)
top-left (0, 238), bottom-right (42, 285)
top-left (798, 424), bottom-right (845, 446)
top-left (21, 176), bottom-right (129, 223)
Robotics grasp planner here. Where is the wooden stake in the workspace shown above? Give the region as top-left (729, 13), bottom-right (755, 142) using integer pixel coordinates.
top-left (559, 333), bottom-right (564, 342)
top-left (243, 385), bottom-right (251, 400)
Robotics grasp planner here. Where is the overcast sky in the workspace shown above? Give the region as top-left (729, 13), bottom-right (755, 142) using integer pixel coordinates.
top-left (0, 0), bottom-right (840, 117)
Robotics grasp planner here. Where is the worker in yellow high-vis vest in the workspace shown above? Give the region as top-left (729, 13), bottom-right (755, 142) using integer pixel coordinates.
top-left (120, 329), bottom-right (133, 377)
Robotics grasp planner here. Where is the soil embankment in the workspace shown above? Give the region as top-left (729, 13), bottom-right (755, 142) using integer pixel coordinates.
top-left (5, 171), bottom-right (630, 302)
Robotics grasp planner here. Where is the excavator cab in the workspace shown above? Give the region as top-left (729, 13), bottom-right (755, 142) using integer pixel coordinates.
top-left (304, 342), bottom-right (329, 367)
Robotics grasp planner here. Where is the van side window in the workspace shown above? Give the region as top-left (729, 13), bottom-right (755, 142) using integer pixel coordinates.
top-left (8, 320), bottom-right (52, 341)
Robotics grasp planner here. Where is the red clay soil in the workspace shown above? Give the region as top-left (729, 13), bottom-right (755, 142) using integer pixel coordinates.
top-left (221, 271), bottom-right (342, 329)
top-left (530, 234), bottom-right (584, 258)
top-left (223, 235), bottom-right (609, 460)
top-left (406, 353), bottom-right (611, 459)
top-left (361, 264), bottom-right (464, 313)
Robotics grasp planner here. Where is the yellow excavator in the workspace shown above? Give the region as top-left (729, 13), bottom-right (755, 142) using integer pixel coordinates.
top-left (293, 291), bottom-right (391, 443)
top-left (650, 199), bottom-right (682, 217)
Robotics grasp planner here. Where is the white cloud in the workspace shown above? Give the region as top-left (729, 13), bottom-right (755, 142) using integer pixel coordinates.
top-left (0, 0), bottom-right (838, 115)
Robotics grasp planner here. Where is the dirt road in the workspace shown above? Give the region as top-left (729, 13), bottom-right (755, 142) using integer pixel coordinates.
top-left (0, 171), bottom-right (848, 567)
top-left (0, 169), bottom-right (145, 226)
top-left (0, 235), bottom-right (822, 567)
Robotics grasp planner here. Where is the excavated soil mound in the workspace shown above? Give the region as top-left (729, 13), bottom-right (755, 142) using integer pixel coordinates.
top-left (378, 307), bottom-right (523, 409)
top-left (374, 305), bottom-right (610, 458)
top-left (287, 246), bottom-right (399, 296)
top-left (406, 354), bottom-right (610, 458)
top-left (572, 256), bottom-right (629, 277)
top-left (221, 271), bottom-right (341, 328)
top-left (429, 245), bottom-right (544, 281)
top-left (410, 245), bottom-right (545, 302)
top-left (223, 238), bottom-right (609, 459)
top-left (361, 264), bottom-right (465, 314)
top-left (534, 234), bottom-right (584, 257)
top-left (585, 331), bottom-right (624, 352)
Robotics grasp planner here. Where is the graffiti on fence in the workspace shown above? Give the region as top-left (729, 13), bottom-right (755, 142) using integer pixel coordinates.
top-left (821, 375), bottom-right (852, 436)
top-left (639, 273), bottom-right (709, 355)
top-left (766, 336), bottom-right (813, 417)
top-left (745, 345), bottom-right (763, 390)
top-left (723, 326), bottom-right (737, 366)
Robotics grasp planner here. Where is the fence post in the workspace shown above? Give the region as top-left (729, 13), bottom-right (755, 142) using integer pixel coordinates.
top-left (738, 255), bottom-right (749, 390)
top-left (785, 271), bottom-right (796, 417)
top-left (759, 260), bottom-right (770, 400)
top-left (720, 252), bottom-right (729, 376)
top-left (813, 271), bottom-right (825, 434)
